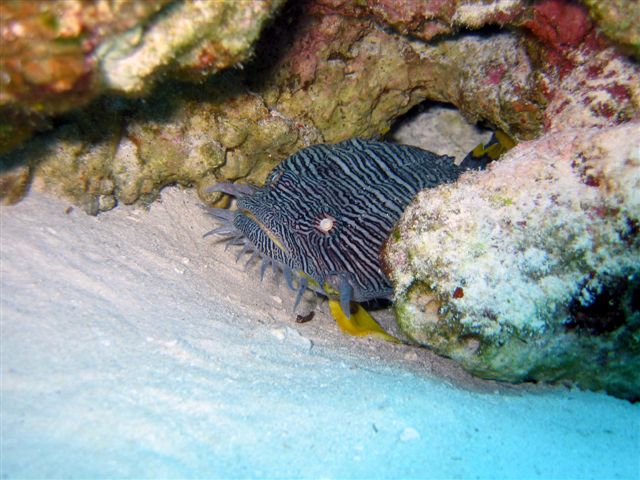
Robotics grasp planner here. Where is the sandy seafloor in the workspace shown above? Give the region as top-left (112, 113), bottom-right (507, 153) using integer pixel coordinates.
top-left (1, 107), bottom-right (639, 479)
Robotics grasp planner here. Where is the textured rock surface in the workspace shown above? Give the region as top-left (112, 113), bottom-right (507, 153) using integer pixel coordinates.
top-left (0, 0), bottom-right (164, 153)
top-left (311, 0), bottom-right (527, 41)
top-left (582, 0), bottom-right (640, 60)
top-left (12, 79), bottom-right (319, 214)
top-left (385, 122), bottom-right (640, 400)
top-left (542, 46), bottom-right (640, 131)
top-left (0, 0), bottom-right (285, 154)
top-left (518, 1), bottom-right (640, 132)
top-left (96, 0), bottom-right (287, 93)
top-left (262, 5), bottom-right (543, 143)
top-left (1, 3), bottom-right (545, 211)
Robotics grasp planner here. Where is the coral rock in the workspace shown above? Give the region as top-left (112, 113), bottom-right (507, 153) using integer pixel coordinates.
top-left (1, 0), bottom-right (638, 219)
top-left (582, 0), bottom-right (640, 60)
top-left (266, 11), bottom-right (543, 143)
top-left (97, 0), bottom-right (287, 94)
top-left (385, 122), bottom-right (640, 400)
top-left (10, 80), bottom-right (320, 214)
top-left (0, 0), bottom-right (285, 153)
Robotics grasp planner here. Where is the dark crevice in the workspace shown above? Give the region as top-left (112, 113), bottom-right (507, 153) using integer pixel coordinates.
top-left (565, 277), bottom-right (637, 335)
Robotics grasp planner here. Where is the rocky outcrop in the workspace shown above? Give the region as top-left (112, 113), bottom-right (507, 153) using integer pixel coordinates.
top-left (385, 122), bottom-right (640, 401)
top-left (0, 0), bottom-right (286, 154)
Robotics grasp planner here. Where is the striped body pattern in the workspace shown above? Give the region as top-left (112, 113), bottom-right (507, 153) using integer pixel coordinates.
top-left (205, 138), bottom-right (464, 314)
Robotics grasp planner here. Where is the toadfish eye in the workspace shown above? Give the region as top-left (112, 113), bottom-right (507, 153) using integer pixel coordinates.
top-left (317, 215), bottom-right (336, 233)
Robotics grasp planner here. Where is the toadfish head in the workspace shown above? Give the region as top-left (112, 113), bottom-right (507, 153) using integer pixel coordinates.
top-left (204, 172), bottom-right (367, 316)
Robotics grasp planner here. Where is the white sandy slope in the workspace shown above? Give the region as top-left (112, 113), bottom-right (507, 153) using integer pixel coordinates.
top-left (1, 187), bottom-right (639, 479)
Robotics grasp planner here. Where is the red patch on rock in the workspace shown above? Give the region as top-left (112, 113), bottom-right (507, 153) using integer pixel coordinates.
top-left (592, 102), bottom-right (616, 119)
top-left (288, 14), bottom-right (345, 87)
top-left (485, 64), bottom-right (506, 85)
top-left (197, 49), bottom-right (217, 68)
top-left (605, 84), bottom-right (631, 103)
top-left (525, 0), bottom-right (591, 49)
top-left (586, 63), bottom-right (605, 79)
top-left (520, 0), bottom-right (594, 78)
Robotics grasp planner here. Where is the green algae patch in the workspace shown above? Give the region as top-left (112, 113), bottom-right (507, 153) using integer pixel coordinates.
top-left (583, 0), bottom-right (640, 60)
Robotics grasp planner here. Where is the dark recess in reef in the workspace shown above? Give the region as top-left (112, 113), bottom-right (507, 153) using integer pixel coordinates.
top-left (566, 277), bottom-right (638, 335)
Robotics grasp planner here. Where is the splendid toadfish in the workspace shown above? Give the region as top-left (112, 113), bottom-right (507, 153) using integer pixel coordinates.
top-left (205, 138), bottom-right (491, 341)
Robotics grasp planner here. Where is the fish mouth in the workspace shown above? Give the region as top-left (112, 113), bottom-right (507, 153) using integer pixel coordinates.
top-left (239, 208), bottom-right (289, 256)
top-left (204, 204), bottom-right (311, 311)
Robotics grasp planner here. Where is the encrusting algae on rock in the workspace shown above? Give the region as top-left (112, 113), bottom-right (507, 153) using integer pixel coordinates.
top-left (384, 122), bottom-right (640, 400)
top-left (0, 0), bottom-right (286, 154)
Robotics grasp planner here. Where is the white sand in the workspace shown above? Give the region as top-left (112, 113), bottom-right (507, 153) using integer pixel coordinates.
top-left (1, 187), bottom-right (638, 479)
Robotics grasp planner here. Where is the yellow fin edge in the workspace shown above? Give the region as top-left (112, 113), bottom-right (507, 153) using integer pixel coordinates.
top-left (328, 299), bottom-right (401, 343)
top-left (471, 130), bottom-right (518, 160)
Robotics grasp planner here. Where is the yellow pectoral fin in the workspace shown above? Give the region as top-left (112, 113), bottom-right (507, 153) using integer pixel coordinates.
top-left (484, 142), bottom-right (505, 160)
top-left (328, 299), bottom-right (401, 343)
top-left (471, 130), bottom-right (518, 160)
top-left (471, 142), bottom-right (489, 158)
top-left (495, 129), bottom-right (517, 151)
